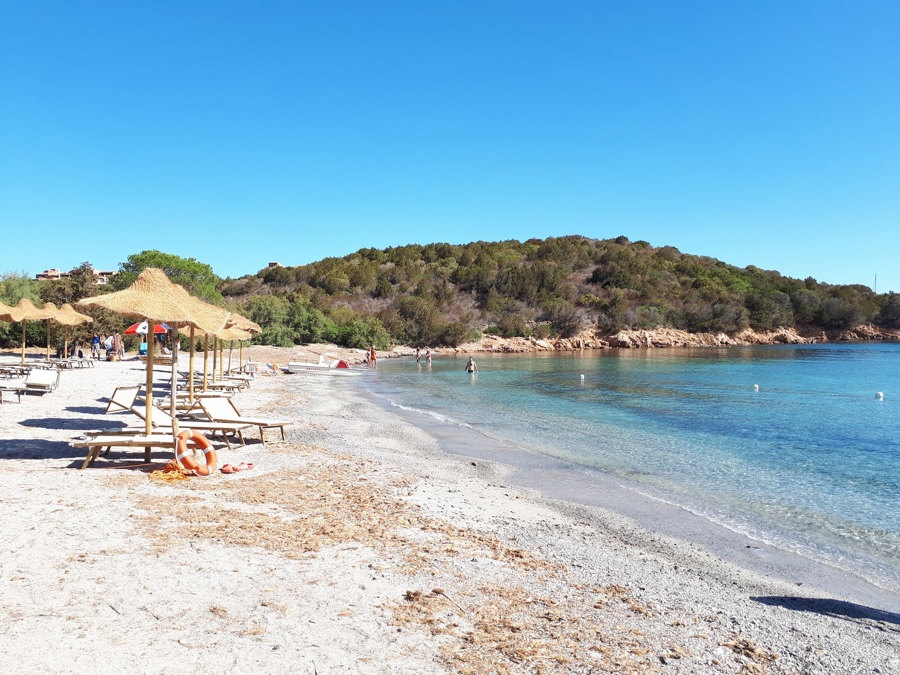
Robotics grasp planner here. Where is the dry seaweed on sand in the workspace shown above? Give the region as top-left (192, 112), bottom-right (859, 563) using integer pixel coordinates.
top-left (394, 583), bottom-right (661, 674)
top-left (148, 460), bottom-right (192, 483)
top-left (125, 440), bottom-right (783, 673)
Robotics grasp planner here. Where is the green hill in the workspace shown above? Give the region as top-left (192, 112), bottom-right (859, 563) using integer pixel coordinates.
top-left (220, 235), bottom-right (900, 349)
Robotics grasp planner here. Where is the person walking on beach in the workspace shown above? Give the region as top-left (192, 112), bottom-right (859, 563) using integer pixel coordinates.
top-left (465, 356), bottom-right (477, 374)
top-left (112, 332), bottom-right (123, 361)
top-left (90, 333), bottom-right (101, 360)
top-left (369, 345), bottom-right (377, 368)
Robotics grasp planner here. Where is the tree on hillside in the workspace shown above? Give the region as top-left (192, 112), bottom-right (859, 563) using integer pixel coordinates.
top-left (115, 251), bottom-right (223, 303)
top-left (39, 262), bottom-right (123, 341)
top-left (0, 272), bottom-right (40, 306)
top-left (40, 262), bottom-right (98, 306)
top-left (875, 293), bottom-right (900, 329)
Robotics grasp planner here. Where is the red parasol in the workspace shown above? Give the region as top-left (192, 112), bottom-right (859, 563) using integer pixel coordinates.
top-left (124, 321), bottom-right (170, 335)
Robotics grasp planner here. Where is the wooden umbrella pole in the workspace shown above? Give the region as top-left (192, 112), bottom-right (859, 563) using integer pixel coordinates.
top-left (169, 327), bottom-right (178, 421)
top-left (21, 322), bottom-right (26, 365)
top-left (144, 328), bottom-right (154, 436)
top-left (189, 326), bottom-right (196, 404)
top-left (203, 334), bottom-right (209, 392)
top-left (212, 337), bottom-right (218, 383)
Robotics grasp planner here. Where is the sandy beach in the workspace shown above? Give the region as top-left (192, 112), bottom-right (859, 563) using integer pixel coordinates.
top-left (1, 347), bottom-right (898, 674)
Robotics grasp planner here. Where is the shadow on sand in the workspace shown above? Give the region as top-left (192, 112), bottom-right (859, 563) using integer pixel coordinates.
top-left (19, 416), bottom-right (126, 432)
top-left (0, 439), bottom-right (168, 471)
top-left (752, 596), bottom-right (900, 630)
top-left (69, 404), bottom-right (109, 415)
top-left (0, 438), bottom-right (90, 462)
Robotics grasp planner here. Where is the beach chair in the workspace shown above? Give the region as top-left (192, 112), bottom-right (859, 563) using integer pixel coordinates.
top-left (224, 373), bottom-right (253, 389)
top-left (104, 385), bottom-right (141, 413)
top-left (198, 396), bottom-right (291, 444)
top-left (23, 368), bottom-right (60, 394)
top-left (130, 404), bottom-right (250, 450)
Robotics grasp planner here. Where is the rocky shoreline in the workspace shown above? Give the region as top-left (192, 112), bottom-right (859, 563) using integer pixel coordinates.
top-left (446, 324), bottom-right (900, 355)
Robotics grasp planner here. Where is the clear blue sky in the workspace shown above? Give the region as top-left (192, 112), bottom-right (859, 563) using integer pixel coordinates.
top-left (2, 2), bottom-right (898, 291)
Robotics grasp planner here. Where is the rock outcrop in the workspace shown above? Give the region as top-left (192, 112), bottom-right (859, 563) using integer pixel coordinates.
top-left (450, 324), bottom-right (899, 354)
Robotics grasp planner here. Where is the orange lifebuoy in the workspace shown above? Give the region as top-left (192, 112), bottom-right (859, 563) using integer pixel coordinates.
top-left (175, 429), bottom-right (217, 476)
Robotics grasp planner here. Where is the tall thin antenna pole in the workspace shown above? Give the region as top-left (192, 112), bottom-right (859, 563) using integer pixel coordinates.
top-left (874, 273), bottom-right (877, 293)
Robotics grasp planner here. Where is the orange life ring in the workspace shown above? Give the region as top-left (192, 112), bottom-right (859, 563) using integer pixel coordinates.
top-left (175, 429), bottom-right (217, 476)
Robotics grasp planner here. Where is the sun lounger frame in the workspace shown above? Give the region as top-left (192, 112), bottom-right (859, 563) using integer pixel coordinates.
top-left (198, 397), bottom-right (290, 444)
top-left (71, 433), bottom-right (177, 468)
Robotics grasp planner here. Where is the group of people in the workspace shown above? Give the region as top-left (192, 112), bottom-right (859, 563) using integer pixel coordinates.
top-left (413, 347), bottom-right (478, 374)
top-left (88, 333), bottom-right (125, 361)
top-left (364, 345), bottom-right (378, 367)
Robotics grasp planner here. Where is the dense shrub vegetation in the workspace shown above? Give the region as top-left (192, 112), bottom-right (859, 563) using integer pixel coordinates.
top-left (2, 238), bottom-right (896, 350)
top-left (219, 235), bottom-right (890, 347)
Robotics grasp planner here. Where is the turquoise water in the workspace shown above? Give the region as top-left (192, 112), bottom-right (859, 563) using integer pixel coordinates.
top-left (363, 343), bottom-right (900, 591)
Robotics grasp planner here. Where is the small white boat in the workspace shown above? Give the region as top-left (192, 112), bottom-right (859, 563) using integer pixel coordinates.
top-left (285, 354), bottom-right (365, 376)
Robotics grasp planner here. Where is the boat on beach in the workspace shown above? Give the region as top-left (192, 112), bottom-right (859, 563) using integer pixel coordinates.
top-left (285, 353), bottom-right (366, 376)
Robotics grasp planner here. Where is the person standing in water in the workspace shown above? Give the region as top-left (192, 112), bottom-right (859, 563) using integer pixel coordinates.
top-left (465, 356), bottom-right (477, 373)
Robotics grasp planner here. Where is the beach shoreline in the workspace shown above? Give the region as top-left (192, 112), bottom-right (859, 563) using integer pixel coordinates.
top-left (371, 388), bottom-right (900, 613)
top-left (1, 347), bottom-right (898, 673)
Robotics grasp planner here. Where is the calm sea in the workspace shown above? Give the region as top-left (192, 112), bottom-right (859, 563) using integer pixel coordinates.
top-left (361, 343), bottom-right (900, 594)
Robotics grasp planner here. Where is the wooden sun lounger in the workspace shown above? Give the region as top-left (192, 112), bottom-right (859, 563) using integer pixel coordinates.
top-left (0, 365), bottom-right (31, 378)
top-left (198, 396), bottom-right (291, 444)
top-left (130, 404), bottom-right (251, 450)
top-left (0, 369), bottom-right (60, 399)
top-left (71, 433), bottom-right (177, 468)
top-left (23, 368), bottom-right (60, 393)
top-left (52, 357), bottom-right (94, 369)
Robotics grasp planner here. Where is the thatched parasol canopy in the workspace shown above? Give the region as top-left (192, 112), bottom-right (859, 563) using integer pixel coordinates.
top-left (13, 298), bottom-right (54, 321)
top-left (224, 313), bottom-right (261, 334)
top-left (77, 268), bottom-right (233, 436)
top-left (77, 268), bottom-right (229, 334)
top-left (41, 302), bottom-right (94, 360)
top-left (0, 300), bottom-right (23, 323)
top-left (191, 313), bottom-right (259, 395)
top-left (55, 303), bottom-right (94, 327)
top-left (4, 299), bottom-right (55, 365)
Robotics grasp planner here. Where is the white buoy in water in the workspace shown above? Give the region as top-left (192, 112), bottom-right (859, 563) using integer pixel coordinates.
top-left (753, 384), bottom-right (759, 392)
top-left (876, 391), bottom-right (884, 400)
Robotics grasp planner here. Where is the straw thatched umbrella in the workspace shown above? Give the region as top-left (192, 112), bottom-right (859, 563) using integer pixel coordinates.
top-left (191, 316), bottom-right (257, 400)
top-left (222, 313), bottom-right (260, 374)
top-left (77, 268), bottom-right (230, 436)
top-left (41, 302), bottom-right (94, 360)
top-left (1, 299), bottom-right (55, 365)
top-left (216, 324), bottom-right (255, 376)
